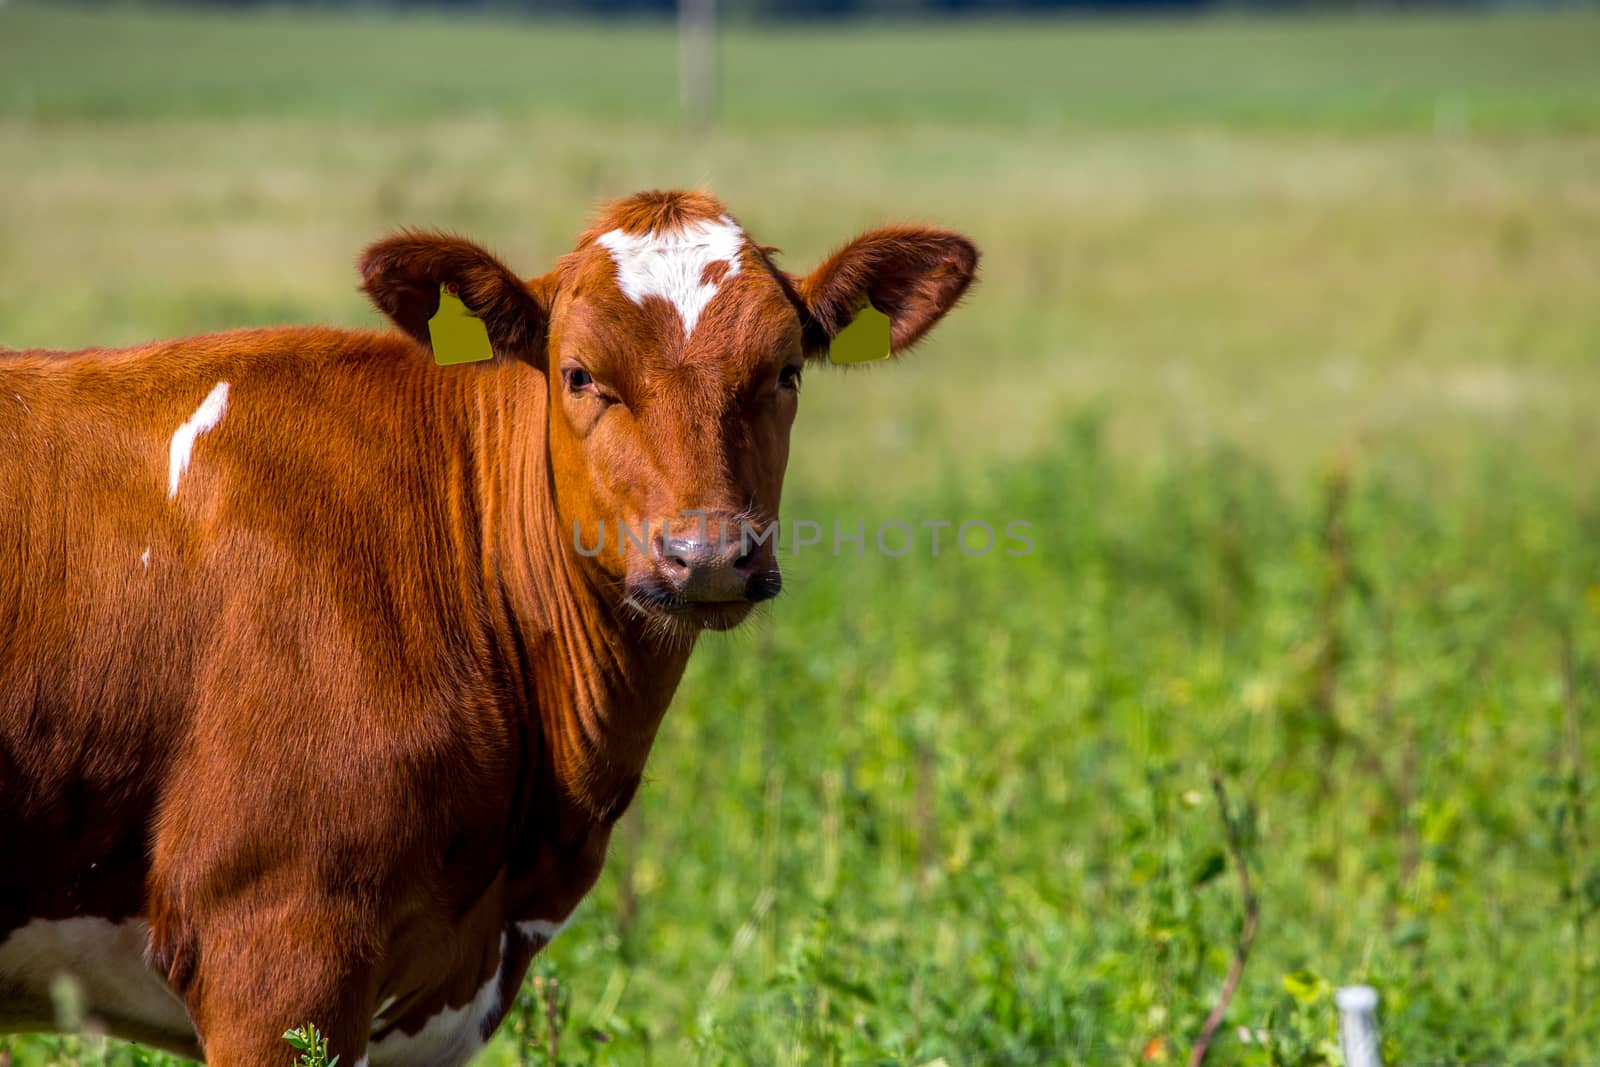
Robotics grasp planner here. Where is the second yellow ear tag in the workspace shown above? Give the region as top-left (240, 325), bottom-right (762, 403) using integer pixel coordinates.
top-left (428, 284), bottom-right (495, 366)
top-left (828, 301), bottom-right (892, 365)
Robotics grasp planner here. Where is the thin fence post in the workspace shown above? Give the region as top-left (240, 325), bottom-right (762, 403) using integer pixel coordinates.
top-left (1335, 985), bottom-right (1383, 1067)
top-left (678, 0), bottom-right (718, 132)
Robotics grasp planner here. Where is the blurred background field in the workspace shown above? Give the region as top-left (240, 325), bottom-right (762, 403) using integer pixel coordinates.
top-left (2, 2), bottom-right (1600, 1064)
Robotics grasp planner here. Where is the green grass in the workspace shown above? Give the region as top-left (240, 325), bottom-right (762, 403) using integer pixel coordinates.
top-left (2, 3), bottom-right (1600, 1065)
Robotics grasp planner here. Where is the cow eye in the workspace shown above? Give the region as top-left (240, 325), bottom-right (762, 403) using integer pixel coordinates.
top-left (563, 366), bottom-right (597, 394)
top-left (778, 365), bottom-right (803, 391)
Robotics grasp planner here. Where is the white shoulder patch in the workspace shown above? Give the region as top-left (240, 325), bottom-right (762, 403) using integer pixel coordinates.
top-left (516, 917), bottom-right (568, 945)
top-left (167, 380), bottom-right (231, 499)
top-left (596, 215), bottom-right (744, 337)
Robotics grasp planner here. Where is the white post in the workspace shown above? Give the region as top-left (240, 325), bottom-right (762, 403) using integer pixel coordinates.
top-left (1335, 985), bottom-right (1383, 1067)
top-left (678, 0), bottom-right (718, 131)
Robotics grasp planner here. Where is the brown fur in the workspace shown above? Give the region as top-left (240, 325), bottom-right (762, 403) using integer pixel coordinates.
top-left (0, 190), bottom-right (977, 1064)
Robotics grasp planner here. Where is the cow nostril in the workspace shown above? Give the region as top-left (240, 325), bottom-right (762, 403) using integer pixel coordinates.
top-left (653, 534), bottom-right (696, 582)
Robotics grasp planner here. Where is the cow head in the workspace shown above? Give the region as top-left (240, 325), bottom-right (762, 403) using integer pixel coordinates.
top-left (361, 190), bottom-right (977, 634)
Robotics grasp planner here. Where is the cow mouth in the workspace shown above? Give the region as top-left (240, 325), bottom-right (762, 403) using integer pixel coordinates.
top-left (623, 585), bottom-right (757, 632)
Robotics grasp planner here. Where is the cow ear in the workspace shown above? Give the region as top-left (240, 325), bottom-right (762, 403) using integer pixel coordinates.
top-left (796, 226), bottom-right (978, 360)
top-left (359, 231), bottom-right (549, 361)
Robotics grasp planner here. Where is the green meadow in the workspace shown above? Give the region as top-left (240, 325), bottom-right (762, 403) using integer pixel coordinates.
top-left (2, 4), bottom-right (1600, 1064)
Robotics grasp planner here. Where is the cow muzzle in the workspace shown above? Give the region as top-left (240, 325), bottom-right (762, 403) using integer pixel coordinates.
top-left (625, 514), bottom-right (781, 630)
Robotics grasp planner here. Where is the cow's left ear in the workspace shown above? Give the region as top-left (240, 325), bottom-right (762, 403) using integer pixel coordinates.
top-left (796, 226), bottom-right (979, 360)
top-left (359, 231), bottom-right (549, 361)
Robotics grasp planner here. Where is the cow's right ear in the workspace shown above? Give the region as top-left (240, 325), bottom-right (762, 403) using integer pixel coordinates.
top-left (359, 231), bottom-right (549, 361)
top-left (796, 226), bottom-right (979, 359)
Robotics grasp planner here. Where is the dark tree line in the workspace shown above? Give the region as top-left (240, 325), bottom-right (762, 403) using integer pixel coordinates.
top-left (86, 0), bottom-right (1530, 16)
top-left (115, 0), bottom-right (1244, 17)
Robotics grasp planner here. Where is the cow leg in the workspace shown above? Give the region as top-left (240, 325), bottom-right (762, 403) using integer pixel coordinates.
top-left (181, 903), bottom-right (374, 1067)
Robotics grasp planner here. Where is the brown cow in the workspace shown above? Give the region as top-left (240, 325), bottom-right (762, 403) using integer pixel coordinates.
top-left (0, 190), bottom-right (976, 1065)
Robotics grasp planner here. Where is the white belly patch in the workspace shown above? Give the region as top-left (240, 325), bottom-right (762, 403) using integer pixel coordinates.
top-left (366, 933), bottom-right (507, 1067)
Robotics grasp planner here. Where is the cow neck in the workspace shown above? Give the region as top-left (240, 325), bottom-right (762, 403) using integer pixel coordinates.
top-left (466, 362), bottom-right (696, 830)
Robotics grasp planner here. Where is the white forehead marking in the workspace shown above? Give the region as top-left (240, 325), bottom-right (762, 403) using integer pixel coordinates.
top-left (595, 215), bottom-right (744, 337)
top-left (167, 380), bottom-right (230, 499)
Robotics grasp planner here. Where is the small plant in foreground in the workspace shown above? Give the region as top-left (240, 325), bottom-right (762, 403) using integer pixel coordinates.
top-left (282, 1024), bottom-right (338, 1067)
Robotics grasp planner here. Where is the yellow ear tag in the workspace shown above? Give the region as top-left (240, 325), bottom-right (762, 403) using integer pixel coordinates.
top-left (428, 284), bottom-right (495, 366)
top-left (828, 301), bottom-right (892, 365)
